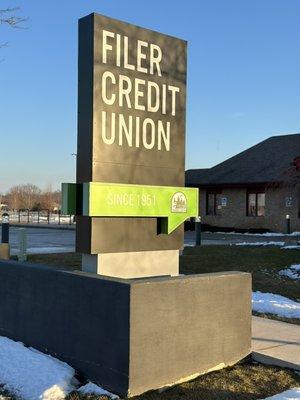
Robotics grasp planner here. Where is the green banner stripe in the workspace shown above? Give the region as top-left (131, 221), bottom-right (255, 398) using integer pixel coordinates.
top-left (84, 182), bottom-right (198, 234)
top-left (62, 182), bottom-right (199, 234)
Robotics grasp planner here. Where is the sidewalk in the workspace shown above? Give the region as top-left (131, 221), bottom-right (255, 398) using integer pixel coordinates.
top-left (252, 316), bottom-right (300, 370)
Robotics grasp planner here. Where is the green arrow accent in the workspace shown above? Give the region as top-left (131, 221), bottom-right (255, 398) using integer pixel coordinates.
top-left (62, 182), bottom-right (199, 234)
top-left (83, 182), bottom-right (198, 234)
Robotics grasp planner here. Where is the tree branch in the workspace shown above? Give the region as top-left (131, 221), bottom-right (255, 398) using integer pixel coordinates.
top-left (0, 7), bottom-right (27, 29)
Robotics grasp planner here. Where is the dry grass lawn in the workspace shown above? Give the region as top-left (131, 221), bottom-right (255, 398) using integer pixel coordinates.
top-left (0, 360), bottom-right (299, 400)
top-left (66, 360), bottom-right (300, 400)
top-left (28, 245), bottom-right (300, 302)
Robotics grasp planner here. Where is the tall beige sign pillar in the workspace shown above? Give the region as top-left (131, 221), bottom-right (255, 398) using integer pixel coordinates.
top-left (76, 13), bottom-right (187, 278)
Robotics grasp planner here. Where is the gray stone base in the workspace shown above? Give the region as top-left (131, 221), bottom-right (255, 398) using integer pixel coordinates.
top-left (82, 250), bottom-right (179, 278)
top-left (0, 260), bottom-right (251, 397)
top-left (0, 243), bottom-right (10, 260)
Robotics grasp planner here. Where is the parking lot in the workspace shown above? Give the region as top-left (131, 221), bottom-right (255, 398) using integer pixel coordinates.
top-left (0, 226), bottom-right (297, 255)
top-left (0, 226), bottom-right (75, 255)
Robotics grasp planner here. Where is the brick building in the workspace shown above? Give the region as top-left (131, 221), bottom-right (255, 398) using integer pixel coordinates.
top-left (186, 134), bottom-right (300, 233)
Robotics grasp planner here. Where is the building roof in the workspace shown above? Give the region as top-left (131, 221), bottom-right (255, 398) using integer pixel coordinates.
top-left (186, 133), bottom-right (300, 186)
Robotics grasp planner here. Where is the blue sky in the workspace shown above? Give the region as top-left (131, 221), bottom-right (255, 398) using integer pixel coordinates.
top-left (1, 0), bottom-right (300, 192)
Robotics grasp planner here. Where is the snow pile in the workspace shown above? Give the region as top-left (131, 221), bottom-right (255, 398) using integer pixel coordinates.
top-left (0, 337), bottom-right (77, 400)
top-left (282, 245), bottom-right (300, 250)
top-left (235, 241), bottom-right (285, 247)
top-left (252, 292), bottom-right (300, 319)
top-left (78, 382), bottom-right (119, 398)
top-left (262, 387), bottom-right (300, 399)
top-left (279, 264), bottom-right (300, 281)
top-left (0, 336), bottom-right (121, 400)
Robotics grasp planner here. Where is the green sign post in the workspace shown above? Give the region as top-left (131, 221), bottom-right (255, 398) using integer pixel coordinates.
top-left (62, 182), bottom-right (198, 234)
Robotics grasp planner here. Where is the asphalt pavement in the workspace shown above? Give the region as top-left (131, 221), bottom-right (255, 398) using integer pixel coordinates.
top-left (0, 226), bottom-right (75, 255)
top-left (0, 226), bottom-right (298, 255)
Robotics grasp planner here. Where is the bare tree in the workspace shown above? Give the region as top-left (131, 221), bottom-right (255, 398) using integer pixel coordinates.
top-left (41, 184), bottom-right (54, 210)
top-left (0, 7), bottom-right (27, 28)
top-left (39, 186), bottom-right (61, 211)
top-left (6, 184), bottom-right (41, 210)
top-left (0, 6), bottom-right (27, 50)
top-left (5, 184), bottom-right (61, 211)
top-left (22, 184), bottom-right (41, 210)
top-left (6, 185), bottom-right (22, 210)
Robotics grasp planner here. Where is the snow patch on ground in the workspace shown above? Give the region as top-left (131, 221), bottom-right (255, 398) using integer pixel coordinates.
top-left (0, 337), bottom-right (77, 400)
top-left (282, 245), bottom-right (300, 250)
top-left (78, 382), bottom-right (119, 399)
top-left (252, 292), bottom-right (300, 319)
top-left (262, 387), bottom-right (300, 399)
top-left (10, 246), bottom-right (75, 255)
top-left (235, 241), bottom-right (285, 247)
top-left (279, 264), bottom-right (300, 281)
top-left (0, 336), bottom-right (120, 400)
top-left (25, 246), bottom-right (75, 254)
top-left (212, 231), bottom-right (300, 237)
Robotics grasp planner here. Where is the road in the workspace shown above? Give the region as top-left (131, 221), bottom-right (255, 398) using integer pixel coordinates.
top-left (0, 226), bottom-right (75, 255)
top-left (1, 226), bottom-right (298, 255)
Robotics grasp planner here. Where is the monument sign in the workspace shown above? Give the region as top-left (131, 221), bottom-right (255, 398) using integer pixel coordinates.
top-left (0, 13), bottom-right (252, 399)
top-left (62, 13), bottom-right (199, 277)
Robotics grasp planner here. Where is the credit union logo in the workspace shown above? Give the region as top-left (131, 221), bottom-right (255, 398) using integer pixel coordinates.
top-left (171, 192), bottom-right (187, 213)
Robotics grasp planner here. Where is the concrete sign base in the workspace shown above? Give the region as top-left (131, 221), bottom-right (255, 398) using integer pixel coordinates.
top-left (0, 260), bottom-right (251, 397)
top-left (0, 243), bottom-right (10, 260)
top-left (82, 250), bottom-right (179, 278)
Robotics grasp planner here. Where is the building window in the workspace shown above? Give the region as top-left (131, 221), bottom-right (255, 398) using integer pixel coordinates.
top-left (206, 191), bottom-right (223, 216)
top-left (207, 193), bottom-right (216, 215)
top-left (247, 192), bottom-right (265, 217)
